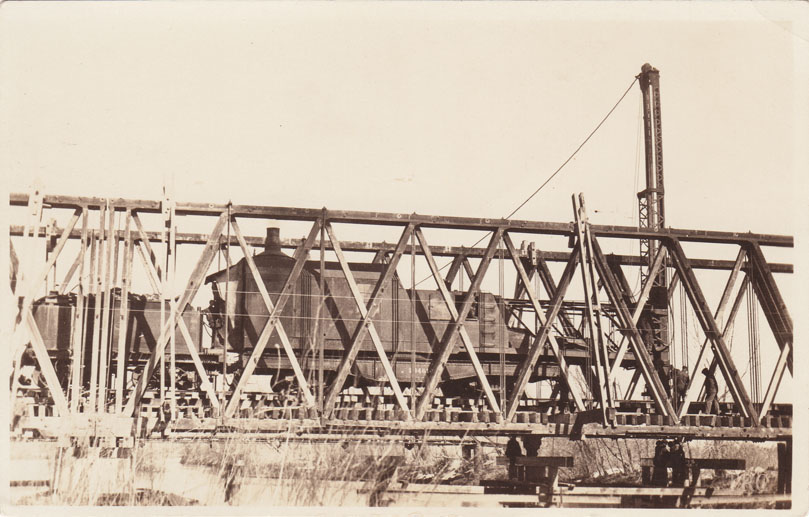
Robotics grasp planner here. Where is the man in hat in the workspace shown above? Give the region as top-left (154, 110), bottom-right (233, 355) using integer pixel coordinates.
top-left (702, 368), bottom-right (720, 415)
top-left (652, 440), bottom-right (670, 486)
top-left (669, 440), bottom-right (688, 487)
top-left (505, 435), bottom-right (523, 480)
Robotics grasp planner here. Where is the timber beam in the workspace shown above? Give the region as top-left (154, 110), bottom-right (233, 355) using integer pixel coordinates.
top-left (9, 225), bottom-right (793, 274)
top-left (9, 194), bottom-right (793, 247)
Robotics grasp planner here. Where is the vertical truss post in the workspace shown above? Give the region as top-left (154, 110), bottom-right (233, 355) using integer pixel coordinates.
top-left (114, 210), bottom-right (132, 414)
top-left (97, 202), bottom-right (115, 413)
top-left (414, 229), bottom-right (503, 421)
top-left (163, 188), bottom-right (177, 419)
top-left (69, 209), bottom-right (89, 412)
top-left (322, 222), bottom-right (413, 418)
top-left (573, 194), bottom-right (612, 423)
top-left (666, 238), bottom-right (758, 423)
top-left (503, 234), bottom-right (584, 421)
top-left (414, 227), bottom-right (502, 419)
top-left (223, 220), bottom-right (321, 418)
top-left (410, 230), bottom-right (416, 404)
top-left (88, 204), bottom-right (106, 413)
top-left (319, 209), bottom-right (326, 415)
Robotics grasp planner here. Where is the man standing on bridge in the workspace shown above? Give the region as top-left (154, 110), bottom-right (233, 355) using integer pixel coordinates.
top-left (505, 436), bottom-right (523, 480)
top-left (702, 368), bottom-right (720, 415)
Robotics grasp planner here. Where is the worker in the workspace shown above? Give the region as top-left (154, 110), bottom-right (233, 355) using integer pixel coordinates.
top-left (674, 366), bottom-right (689, 411)
top-left (522, 435), bottom-right (543, 482)
top-left (522, 435), bottom-right (542, 457)
top-left (702, 368), bottom-right (720, 415)
top-left (669, 440), bottom-right (688, 487)
top-left (651, 440), bottom-right (669, 486)
top-left (505, 435), bottom-right (523, 480)
top-left (555, 380), bottom-right (573, 414)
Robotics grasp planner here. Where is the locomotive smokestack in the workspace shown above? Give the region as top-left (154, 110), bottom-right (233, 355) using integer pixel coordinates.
top-left (264, 225), bottom-right (282, 255)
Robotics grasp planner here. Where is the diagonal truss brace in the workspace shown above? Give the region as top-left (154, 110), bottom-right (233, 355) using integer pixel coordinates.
top-left (416, 227), bottom-right (502, 418)
top-left (608, 247), bottom-right (667, 380)
top-left (503, 234), bottom-right (584, 420)
top-left (591, 238), bottom-right (676, 419)
top-left (666, 238), bottom-right (758, 423)
top-left (228, 218), bottom-right (315, 410)
top-left (124, 211), bottom-right (229, 416)
top-left (746, 242), bottom-right (792, 376)
top-left (224, 220), bottom-right (322, 418)
top-left (677, 248), bottom-right (747, 418)
top-left (415, 229), bottom-right (504, 421)
top-left (322, 222), bottom-right (413, 418)
top-left (573, 196), bottom-right (613, 422)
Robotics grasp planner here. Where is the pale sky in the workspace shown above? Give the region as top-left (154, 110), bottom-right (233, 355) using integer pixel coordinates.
top-left (1, 2), bottom-right (806, 238)
top-left (2, 3), bottom-right (806, 409)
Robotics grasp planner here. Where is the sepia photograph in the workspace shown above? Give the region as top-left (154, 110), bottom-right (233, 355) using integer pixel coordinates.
top-left (2, 1), bottom-right (807, 513)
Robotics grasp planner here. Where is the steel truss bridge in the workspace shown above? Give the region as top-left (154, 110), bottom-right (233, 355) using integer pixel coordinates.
top-left (8, 191), bottom-right (793, 444)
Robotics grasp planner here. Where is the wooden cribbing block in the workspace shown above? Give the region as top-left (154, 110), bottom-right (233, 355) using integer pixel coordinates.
top-left (640, 458), bottom-right (745, 470)
top-left (497, 456), bottom-right (575, 468)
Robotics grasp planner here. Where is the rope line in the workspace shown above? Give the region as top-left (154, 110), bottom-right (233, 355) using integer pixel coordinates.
top-left (414, 76), bottom-right (639, 287)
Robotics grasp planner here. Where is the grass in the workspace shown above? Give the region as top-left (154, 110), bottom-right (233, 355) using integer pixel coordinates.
top-left (10, 432), bottom-right (786, 507)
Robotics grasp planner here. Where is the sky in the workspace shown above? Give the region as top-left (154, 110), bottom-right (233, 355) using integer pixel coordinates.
top-left (1, 3), bottom-right (806, 421)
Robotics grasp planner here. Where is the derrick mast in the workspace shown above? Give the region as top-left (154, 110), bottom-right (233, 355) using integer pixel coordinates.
top-left (637, 63), bottom-right (669, 374)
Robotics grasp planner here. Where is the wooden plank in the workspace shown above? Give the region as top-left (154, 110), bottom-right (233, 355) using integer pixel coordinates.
top-left (639, 458), bottom-right (745, 469)
top-left (495, 456), bottom-right (575, 467)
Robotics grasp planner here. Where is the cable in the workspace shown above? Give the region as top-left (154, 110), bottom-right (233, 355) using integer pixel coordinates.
top-left (415, 76), bottom-right (639, 288)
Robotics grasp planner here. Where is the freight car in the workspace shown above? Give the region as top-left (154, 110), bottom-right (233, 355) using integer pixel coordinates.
top-left (24, 227), bottom-right (658, 410)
